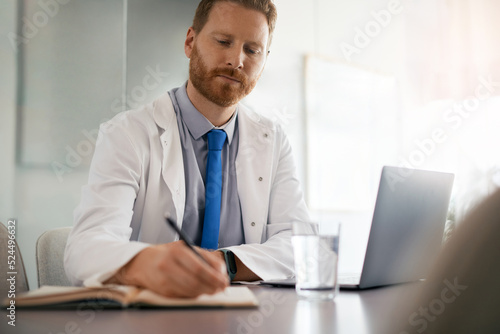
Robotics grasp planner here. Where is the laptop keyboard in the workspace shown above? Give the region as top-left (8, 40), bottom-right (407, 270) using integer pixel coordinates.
top-left (338, 274), bottom-right (361, 285)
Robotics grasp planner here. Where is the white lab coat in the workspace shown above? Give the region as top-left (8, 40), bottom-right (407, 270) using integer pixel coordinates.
top-left (64, 91), bottom-right (310, 286)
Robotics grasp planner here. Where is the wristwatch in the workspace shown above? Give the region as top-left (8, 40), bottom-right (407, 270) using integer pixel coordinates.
top-left (220, 249), bottom-right (237, 281)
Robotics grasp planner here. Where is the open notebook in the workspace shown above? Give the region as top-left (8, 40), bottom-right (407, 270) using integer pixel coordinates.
top-left (3, 285), bottom-right (259, 309)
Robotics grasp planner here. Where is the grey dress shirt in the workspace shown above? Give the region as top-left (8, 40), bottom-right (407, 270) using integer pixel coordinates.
top-left (168, 84), bottom-right (245, 248)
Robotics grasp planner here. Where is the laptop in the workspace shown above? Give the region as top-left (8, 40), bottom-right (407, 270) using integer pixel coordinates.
top-left (261, 166), bottom-right (454, 290)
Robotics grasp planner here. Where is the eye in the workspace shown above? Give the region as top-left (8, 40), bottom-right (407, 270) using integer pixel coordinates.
top-left (217, 39), bottom-right (230, 46)
top-left (245, 46), bottom-right (261, 56)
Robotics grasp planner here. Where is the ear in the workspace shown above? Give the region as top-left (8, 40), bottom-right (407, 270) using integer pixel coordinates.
top-left (184, 27), bottom-right (196, 58)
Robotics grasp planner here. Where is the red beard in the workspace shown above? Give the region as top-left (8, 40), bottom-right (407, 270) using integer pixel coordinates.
top-left (189, 44), bottom-right (260, 107)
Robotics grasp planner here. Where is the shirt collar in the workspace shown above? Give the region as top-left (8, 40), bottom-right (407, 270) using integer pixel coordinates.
top-left (175, 83), bottom-right (237, 145)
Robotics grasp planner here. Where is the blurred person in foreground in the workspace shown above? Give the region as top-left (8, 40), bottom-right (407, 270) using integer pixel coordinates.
top-left (389, 188), bottom-right (500, 334)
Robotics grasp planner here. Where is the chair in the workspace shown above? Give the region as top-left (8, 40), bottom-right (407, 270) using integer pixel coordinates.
top-left (36, 227), bottom-right (72, 286)
top-left (0, 221), bottom-right (29, 296)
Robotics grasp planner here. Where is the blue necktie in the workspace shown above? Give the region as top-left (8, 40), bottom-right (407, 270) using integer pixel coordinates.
top-left (201, 129), bottom-right (227, 250)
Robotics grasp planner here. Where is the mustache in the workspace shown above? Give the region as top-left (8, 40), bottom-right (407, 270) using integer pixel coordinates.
top-left (210, 68), bottom-right (247, 84)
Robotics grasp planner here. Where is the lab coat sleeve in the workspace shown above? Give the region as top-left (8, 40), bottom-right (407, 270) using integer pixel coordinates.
top-left (226, 128), bottom-right (310, 280)
top-left (64, 117), bottom-right (151, 286)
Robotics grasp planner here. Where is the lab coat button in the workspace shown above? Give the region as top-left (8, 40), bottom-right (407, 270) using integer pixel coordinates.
top-left (251, 222), bottom-right (256, 227)
top-left (264, 133), bottom-right (268, 138)
top-left (258, 177), bottom-right (263, 181)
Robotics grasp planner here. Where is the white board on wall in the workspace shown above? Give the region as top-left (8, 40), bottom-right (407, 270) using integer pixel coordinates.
top-left (305, 55), bottom-right (401, 212)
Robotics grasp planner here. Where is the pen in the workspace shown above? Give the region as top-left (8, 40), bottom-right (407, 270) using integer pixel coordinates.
top-left (165, 218), bottom-right (209, 265)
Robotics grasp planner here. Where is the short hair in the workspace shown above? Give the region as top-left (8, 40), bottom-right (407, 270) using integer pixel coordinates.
top-left (192, 0), bottom-right (277, 49)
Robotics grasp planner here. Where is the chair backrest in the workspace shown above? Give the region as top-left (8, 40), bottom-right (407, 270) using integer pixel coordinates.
top-left (0, 221), bottom-right (29, 296)
top-left (36, 227), bottom-right (72, 287)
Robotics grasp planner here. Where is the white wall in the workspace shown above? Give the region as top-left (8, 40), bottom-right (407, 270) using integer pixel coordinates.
top-left (0, 1), bottom-right (16, 221)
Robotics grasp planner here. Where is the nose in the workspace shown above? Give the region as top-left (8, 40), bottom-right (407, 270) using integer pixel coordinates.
top-left (225, 46), bottom-right (244, 69)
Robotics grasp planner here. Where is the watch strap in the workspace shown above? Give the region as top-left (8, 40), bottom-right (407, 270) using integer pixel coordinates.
top-left (220, 249), bottom-right (237, 281)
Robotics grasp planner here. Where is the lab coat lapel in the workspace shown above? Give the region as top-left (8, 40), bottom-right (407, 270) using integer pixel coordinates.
top-left (236, 107), bottom-right (275, 243)
top-left (153, 93), bottom-right (186, 225)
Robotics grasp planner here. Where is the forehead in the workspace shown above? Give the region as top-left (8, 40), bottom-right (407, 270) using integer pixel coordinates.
top-left (200, 2), bottom-right (269, 45)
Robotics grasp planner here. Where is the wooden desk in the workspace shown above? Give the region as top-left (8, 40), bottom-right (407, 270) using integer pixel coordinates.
top-left (1, 283), bottom-right (419, 334)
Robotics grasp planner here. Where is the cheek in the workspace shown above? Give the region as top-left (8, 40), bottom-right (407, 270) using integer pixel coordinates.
top-left (195, 41), bottom-right (219, 65)
top-left (246, 60), bottom-right (266, 78)
top-left (206, 53), bottom-right (224, 69)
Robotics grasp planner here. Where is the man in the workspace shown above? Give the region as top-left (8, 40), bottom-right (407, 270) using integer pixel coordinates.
top-left (64, 0), bottom-right (310, 298)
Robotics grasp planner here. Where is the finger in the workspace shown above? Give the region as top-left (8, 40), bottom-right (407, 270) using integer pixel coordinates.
top-left (180, 245), bottom-right (228, 283)
top-left (175, 251), bottom-right (228, 291)
top-left (152, 242), bottom-right (228, 297)
top-left (167, 263), bottom-right (224, 297)
top-left (151, 252), bottom-right (218, 298)
top-left (200, 249), bottom-right (227, 276)
top-left (166, 263), bottom-right (213, 297)
top-left (174, 246), bottom-right (228, 291)
top-left (146, 243), bottom-right (216, 298)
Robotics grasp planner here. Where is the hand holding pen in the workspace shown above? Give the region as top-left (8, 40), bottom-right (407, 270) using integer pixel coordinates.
top-left (105, 218), bottom-right (229, 298)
